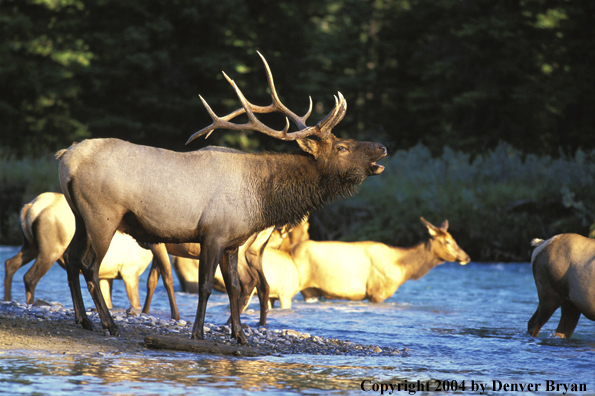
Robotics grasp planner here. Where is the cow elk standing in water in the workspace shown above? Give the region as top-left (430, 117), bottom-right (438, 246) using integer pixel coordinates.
top-left (527, 234), bottom-right (595, 339)
top-left (3, 192), bottom-right (176, 314)
top-left (172, 218), bottom-right (310, 313)
top-left (145, 226), bottom-right (274, 326)
top-left (56, 53), bottom-right (386, 344)
top-left (292, 217), bottom-right (470, 303)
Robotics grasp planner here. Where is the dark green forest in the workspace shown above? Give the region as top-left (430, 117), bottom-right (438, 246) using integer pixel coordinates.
top-left (1, 0), bottom-right (594, 261)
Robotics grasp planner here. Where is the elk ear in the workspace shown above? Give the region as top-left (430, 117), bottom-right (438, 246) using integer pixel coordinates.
top-left (439, 220), bottom-right (449, 232)
top-left (297, 138), bottom-right (322, 159)
top-left (421, 217), bottom-right (440, 237)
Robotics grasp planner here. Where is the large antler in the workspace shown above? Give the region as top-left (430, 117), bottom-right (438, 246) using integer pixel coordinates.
top-left (186, 52), bottom-right (347, 145)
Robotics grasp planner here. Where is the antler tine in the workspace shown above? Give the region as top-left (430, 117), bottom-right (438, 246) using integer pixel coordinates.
top-left (314, 91), bottom-right (347, 138)
top-left (186, 96), bottom-right (257, 144)
top-left (187, 53), bottom-right (347, 145)
top-left (257, 51), bottom-right (312, 130)
top-left (224, 71), bottom-right (292, 139)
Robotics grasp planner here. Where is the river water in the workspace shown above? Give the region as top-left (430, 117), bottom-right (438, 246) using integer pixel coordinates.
top-left (0, 245), bottom-right (593, 395)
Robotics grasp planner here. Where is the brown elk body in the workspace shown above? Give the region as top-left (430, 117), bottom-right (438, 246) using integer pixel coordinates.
top-left (56, 53), bottom-right (386, 344)
top-left (527, 234), bottom-right (595, 339)
top-left (292, 218), bottom-right (470, 303)
top-left (3, 192), bottom-right (172, 313)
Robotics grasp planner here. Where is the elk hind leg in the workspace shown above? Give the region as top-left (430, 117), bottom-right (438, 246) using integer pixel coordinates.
top-left (527, 300), bottom-right (559, 337)
top-left (80, 241), bottom-right (120, 335)
top-left (22, 241), bottom-right (64, 305)
top-left (555, 300), bottom-right (581, 339)
top-left (99, 279), bottom-right (114, 309)
top-left (63, 219), bottom-right (95, 331)
top-left (4, 239), bottom-right (38, 301)
top-left (121, 274), bottom-right (141, 310)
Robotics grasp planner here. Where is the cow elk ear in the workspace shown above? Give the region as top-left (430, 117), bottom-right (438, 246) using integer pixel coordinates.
top-left (421, 217), bottom-right (440, 237)
top-left (297, 138), bottom-right (322, 159)
top-left (439, 220), bottom-right (449, 232)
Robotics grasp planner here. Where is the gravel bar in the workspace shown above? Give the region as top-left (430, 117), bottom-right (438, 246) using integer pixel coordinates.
top-left (0, 300), bottom-right (410, 357)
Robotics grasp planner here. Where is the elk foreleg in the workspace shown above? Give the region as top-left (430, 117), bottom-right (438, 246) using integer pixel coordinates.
top-left (4, 239), bottom-right (38, 301)
top-left (219, 250), bottom-right (248, 345)
top-left (143, 260), bottom-right (160, 314)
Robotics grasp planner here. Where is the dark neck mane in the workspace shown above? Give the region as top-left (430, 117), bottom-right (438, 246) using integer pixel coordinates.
top-left (256, 151), bottom-right (359, 229)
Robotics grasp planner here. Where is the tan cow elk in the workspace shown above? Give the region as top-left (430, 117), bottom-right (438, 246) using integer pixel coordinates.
top-left (171, 219), bottom-right (310, 311)
top-left (3, 192), bottom-right (175, 313)
top-left (292, 217), bottom-right (470, 303)
top-left (527, 234), bottom-right (595, 339)
top-left (144, 226), bottom-right (274, 326)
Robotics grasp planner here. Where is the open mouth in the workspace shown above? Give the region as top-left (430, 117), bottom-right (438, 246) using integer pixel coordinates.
top-left (370, 152), bottom-right (387, 175)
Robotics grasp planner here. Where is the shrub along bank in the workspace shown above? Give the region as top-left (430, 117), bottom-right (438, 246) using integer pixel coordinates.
top-left (310, 143), bottom-right (595, 262)
top-left (2, 143), bottom-right (594, 261)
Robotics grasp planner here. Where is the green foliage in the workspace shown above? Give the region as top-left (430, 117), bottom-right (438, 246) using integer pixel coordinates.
top-left (1, 0), bottom-right (594, 156)
top-left (0, 149), bottom-right (61, 245)
top-left (1, 1), bottom-right (594, 259)
top-left (311, 143), bottom-right (595, 262)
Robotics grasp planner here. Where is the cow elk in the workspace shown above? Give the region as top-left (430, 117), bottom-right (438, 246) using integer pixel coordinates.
top-left (172, 219), bottom-right (310, 312)
top-left (3, 192), bottom-right (175, 314)
top-left (145, 227), bottom-right (274, 326)
top-left (527, 234), bottom-right (595, 339)
top-left (56, 52), bottom-right (386, 344)
top-left (292, 217), bottom-right (470, 303)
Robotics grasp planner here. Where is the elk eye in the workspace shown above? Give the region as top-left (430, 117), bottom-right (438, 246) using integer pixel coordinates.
top-left (337, 145), bottom-right (348, 152)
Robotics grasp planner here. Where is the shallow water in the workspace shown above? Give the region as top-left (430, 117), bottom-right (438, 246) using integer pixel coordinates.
top-left (1, 245), bottom-right (594, 395)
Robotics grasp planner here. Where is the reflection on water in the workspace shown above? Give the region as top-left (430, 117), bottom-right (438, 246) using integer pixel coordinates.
top-left (0, 351), bottom-right (407, 395)
top-left (1, 245), bottom-right (594, 395)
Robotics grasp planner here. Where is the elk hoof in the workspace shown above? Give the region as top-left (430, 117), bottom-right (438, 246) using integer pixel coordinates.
top-left (191, 331), bottom-right (204, 340)
top-left (81, 318), bottom-right (95, 331)
top-left (107, 324), bottom-right (121, 337)
top-left (234, 331), bottom-right (248, 345)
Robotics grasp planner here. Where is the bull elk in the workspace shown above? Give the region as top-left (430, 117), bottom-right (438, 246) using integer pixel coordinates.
top-left (3, 192), bottom-right (177, 315)
top-left (56, 52), bottom-right (386, 344)
top-left (292, 217), bottom-right (470, 303)
top-left (527, 234), bottom-right (595, 339)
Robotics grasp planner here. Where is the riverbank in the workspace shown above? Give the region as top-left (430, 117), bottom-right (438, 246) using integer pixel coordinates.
top-left (0, 300), bottom-right (409, 358)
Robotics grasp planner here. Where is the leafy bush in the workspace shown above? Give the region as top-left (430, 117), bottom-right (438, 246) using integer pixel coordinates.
top-left (2, 143), bottom-right (594, 262)
top-left (310, 143), bottom-right (595, 262)
top-left (0, 150), bottom-right (60, 245)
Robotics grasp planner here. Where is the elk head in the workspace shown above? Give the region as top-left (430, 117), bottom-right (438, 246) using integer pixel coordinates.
top-left (421, 217), bottom-right (470, 265)
top-left (186, 52), bottom-right (386, 182)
